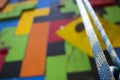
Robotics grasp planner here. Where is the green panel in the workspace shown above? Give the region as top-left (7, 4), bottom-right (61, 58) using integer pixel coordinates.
top-left (60, 0), bottom-right (79, 14)
top-left (0, 27), bottom-right (28, 62)
top-left (13, 3), bottom-right (36, 11)
top-left (65, 42), bottom-right (91, 73)
top-left (0, 3), bottom-right (36, 20)
top-left (104, 6), bottom-right (120, 23)
top-left (46, 55), bottom-right (67, 80)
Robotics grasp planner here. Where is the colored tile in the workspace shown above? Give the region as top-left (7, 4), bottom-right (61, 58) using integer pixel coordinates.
top-left (60, 0), bottom-right (115, 15)
top-left (67, 71), bottom-right (96, 80)
top-left (0, 19), bottom-right (18, 32)
top-left (48, 19), bottom-right (73, 43)
top-left (36, 0), bottom-right (59, 9)
top-left (56, 17), bottom-right (120, 57)
top-left (0, 2), bottom-right (36, 20)
top-left (15, 8), bottom-right (50, 35)
top-left (3, 1), bottom-right (37, 12)
top-left (89, 0), bottom-right (115, 7)
top-left (47, 41), bottom-right (65, 56)
top-left (65, 42), bottom-right (91, 73)
top-left (56, 18), bottom-right (94, 57)
top-left (50, 3), bottom-right (60, 13)
top-left (0, 28), bottom-right (28, 62)
top-left (60, 0), bottom-right (79, 15)
top-left (46, 55), bottom-right (67, 80)
top-left (0, 61), bottom-right (21, 78)
top-left (1, 76), bottom-right (44, 80)
top-left (20, 22), bottom-right (49, 77)
top-left (34, 12), bottom-right (75, 23)
top-left (8, 0), bottom-right (20, 4)
top-left (0, 48), bottom-right (8, 72)
top-left (98, 17), bottom-right (120, 48)
top-left (104, 6), bottom-right (120, 23)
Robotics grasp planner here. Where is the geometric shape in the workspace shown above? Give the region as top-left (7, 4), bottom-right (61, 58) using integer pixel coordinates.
top-left (60, 0), bottom-right (79, 15)
top-left (33, 8), bottom-right (50, 16)
top-left (3, 3), bottom-right (18, 12)
top-left (0, 2), bottom-right (36, 20)
top-left (0, 27), bottom-right (29, 62)
top-left (75, 23), bottom-right (84, 32)
top-left (1, 76), bottom-right (45, 80)
top-left (34, 12), bottom-right (75, 23)
top-left (47, 41), bottom-right (65, 56)
top-left (65, 42), bottom-right (91, 73)
top-left (36, 0), bottom-right (59, 9)
top-left (50, 2), bottom-right (60, 14)
top-left (0, 19), bottom-right (18, 32)
top-left (0, 61), bottom-right (22, 78)
top-left (104, 6), bottom-right (120, 23)
top-left (98, 17), bottom-right (120, 48)
top-left (0, 0), bottom-right (8, 9)
top-left (67, 71), bottom-right (96, 80)
top-left (20, 22), bottom-right (49, 77)
top-left (15, 8), bottom-right (50, 35)
top-left (2, 76), bottom-right (45, 80)
top-left (3, 1), bottom-right (37, 12)
top-left (56, 17), bottom-right (120, 57)
top-left (14, 10), bottom-right (34, 35)
top-left (48, 18), bottom-right (73, 43)
top-left (46, 55), bottom-right (67, 80)
top-left (8, 0), bottom-right (20, 4)
top-left (0, 48), bottom-right (8, 72)
top-left (56, 18), bottom-right (94, 57)
top-left (60, 0), bottom-right (114, 14)
top-left (89, 0), bottom-right (115, 7)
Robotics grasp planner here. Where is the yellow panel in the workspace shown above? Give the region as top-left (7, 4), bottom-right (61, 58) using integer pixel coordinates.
top-left (98, 17), bottom-right (120, 48)
top-left (56, 17), bottom-right (120, 57)
top-left (15, 8), bottom-right (50, 35)
top-left (3, 4), bottom-right (17, 12)
top-left (56, 18), bottom-right (94, 57)
top-left (34, 8), bottom-right (50, 16)
top-left (3, 1), bottom-right (37, 12)
top-left (15, 10), bottom-right (34, 35)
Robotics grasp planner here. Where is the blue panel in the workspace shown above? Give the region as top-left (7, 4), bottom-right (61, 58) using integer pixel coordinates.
top-left (36, 0), bottom-right (60, 9)
top-left (1, 76), bottom-right (45, 80)
top-left (0, 19), bottom-right (18, 32)
top-left (8, 0), bottom-right (20, 4)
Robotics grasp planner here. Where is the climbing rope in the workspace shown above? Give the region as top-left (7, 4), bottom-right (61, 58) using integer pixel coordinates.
top-left (76, 0), bottom-right (119, 79)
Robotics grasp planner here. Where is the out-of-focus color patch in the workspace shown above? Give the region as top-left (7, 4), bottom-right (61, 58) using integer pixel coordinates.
top-left (20, 22), bottom-right (49, 77)
top-left (15, 8), bottom-right (50, 35)
top-left (0, 28), bottom-right (28, 62)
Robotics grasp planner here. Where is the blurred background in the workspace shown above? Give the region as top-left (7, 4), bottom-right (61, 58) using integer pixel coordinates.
top-left (0, 0), bottom-right (120, 80)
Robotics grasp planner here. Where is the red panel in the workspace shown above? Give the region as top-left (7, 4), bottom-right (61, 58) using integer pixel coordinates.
top-left (0, 48), bottom-right (8, 72)
top-left (48, 18), bottom-right (73, 43)
top-left (89, 0), bottom-right (116, 7)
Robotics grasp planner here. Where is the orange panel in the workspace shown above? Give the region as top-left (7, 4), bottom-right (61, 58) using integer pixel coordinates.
top-left (20, 22), bottom-right (49, 77)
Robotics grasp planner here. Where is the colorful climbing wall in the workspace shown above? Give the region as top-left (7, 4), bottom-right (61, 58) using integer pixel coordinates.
top-left (0, 0), bottom-right (120, 80)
